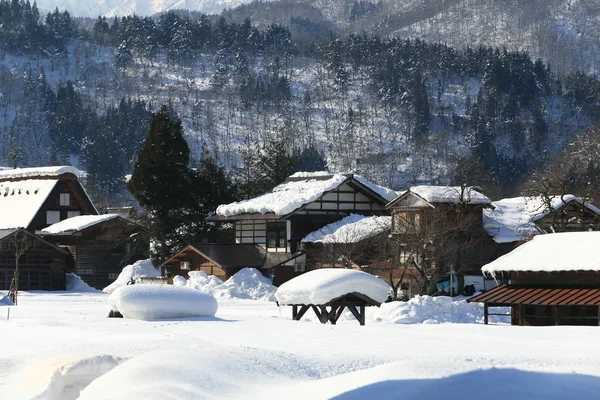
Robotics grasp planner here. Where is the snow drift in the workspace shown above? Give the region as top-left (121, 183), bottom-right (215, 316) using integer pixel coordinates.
top-left (373, 295), bottom-right (508, 324)
top-left (108, 284), bottom-right (218, 320)
top-left (178, 268), bottom-right (277, 301)
top-left (275, 269), bottom-right (391, 305)
top-left (66, 273), bottom-right (100, 293)
top-left (102, 259), bottom-right (161, 294)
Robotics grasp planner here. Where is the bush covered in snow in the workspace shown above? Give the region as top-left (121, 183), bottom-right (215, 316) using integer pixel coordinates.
top-left (108, 284), bottom-right (218, 321)
top-left (103, 260), bottom-right (161, 294)
top-left (176, 268), bottom-right (277, 301)
top-left (66, 273), bottom-right (100, 293)
top-left (373, 295), bottom-right (510, 324)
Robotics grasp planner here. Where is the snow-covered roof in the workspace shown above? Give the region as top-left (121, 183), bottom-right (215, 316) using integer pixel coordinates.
top-left (354, 175), bottom-right (399, 203)
top-left (483, 195), bottom-right (600, 243)
top-left (0, 166), bottom-right (83, 181)
top-left (481, 232), bottom-right (600, 274)
top-left (288, 171), bottom-right (332, 179)
top-left (275, 268), bottom-right (391, 305)
top-left (41, 214), bottom-right (120, 234)
top-left (216, 173), bottom-right (397, 217)
top-left (0, 179), bottom-right (58, 229)
top-left (408, 186), bottom-right (491, 205)
top-left (302, 214), bottom-right (391, 244)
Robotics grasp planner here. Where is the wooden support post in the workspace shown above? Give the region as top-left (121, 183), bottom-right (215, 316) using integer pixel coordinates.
top-left (293, 305), bottom-right (310, 321)
top-left (597, 306), bottom-right (600, 327)
top-left (518, 304), bottom-right (524, 326)
top-left (484, 303), bottom-right (488, 325)
top-left (347, 305), bottom-right (365, 325)
top-left (553, 306), bottom-right (559, 326)
top-left (292, 305), bottom-right (298, 320)
top-left (359, 305), bottom-right (365, 326)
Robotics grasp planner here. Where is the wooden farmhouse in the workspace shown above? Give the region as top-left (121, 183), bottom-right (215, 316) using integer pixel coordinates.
top-left (0, 228), bottom-right (71, 291)
top-left (385, 186), bottom-right (494, 296)
top-left (39, 214), bottom-right (150, 290)
top-left (168, 172), bottom-right (398, 286)
top-left (469, 232), bottom-right (600, 326)
top-left (0, 166), bottom-right (97, 232)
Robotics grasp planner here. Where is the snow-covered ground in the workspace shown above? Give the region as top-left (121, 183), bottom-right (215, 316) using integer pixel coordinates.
top-left (1, 290), bottom-right (599, 399)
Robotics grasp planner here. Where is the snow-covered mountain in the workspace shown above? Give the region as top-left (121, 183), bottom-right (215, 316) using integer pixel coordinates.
top-left (35, 0), bottom-right (263, 17)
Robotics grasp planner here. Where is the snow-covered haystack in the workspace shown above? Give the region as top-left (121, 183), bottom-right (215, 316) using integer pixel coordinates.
top-left (102, 259), bottom-right (160, 294)
top-left (374, 295), bottom-right (509, 324)
top-left (178, 268), bottom-right (277, 301)
top-left (275, 269), bottom-right (390, 305)
top-left (108, 284), bottom-right (218, 321)
top-left (66, 273), bottom-right (100, 293)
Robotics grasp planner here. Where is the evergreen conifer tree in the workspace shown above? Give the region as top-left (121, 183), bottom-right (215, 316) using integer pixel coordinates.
top-left (129, 105), bottom-right (203, 263)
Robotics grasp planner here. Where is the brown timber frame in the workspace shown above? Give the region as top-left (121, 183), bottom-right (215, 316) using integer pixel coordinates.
top-left (289, 292), bottom-right (381, 326)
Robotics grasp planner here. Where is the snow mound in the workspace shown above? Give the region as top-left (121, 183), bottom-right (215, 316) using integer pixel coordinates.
top-left (275, 269), bottom-right (390, 305)
top-left (38, 355), bottom-right (122, 400)
top-left (102, 259), bottom-right (160, 294)
top-left (182, 268), bottom-right (276, 301)
top-left (374, 296), bottom-right (509, 324)
top-left (0, 294), bottom-right (14, 306)
top-left (77, 348), bottom-right (318, 400)
top-left (108, 284), bottom-right (218, 320)
top-left (172, 275), bottom-right (187, 287)
top-left (66, 273), bottom-right (100, 293)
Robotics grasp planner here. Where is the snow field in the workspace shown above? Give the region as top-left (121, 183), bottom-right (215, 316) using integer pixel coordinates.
top-left (108, 284), bottom-right (218, 320)
top-left (1, 292), bottom-right (600, 399)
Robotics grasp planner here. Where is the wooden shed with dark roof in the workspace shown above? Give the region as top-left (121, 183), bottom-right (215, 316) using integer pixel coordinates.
top-left (161, 243), bottom-right (305, 285)
top-left (0, 228), bottom-right (72, 291)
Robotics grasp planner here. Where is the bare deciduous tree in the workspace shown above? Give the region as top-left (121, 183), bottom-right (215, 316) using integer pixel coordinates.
top-left (8, 230), bottom-right (32, 305)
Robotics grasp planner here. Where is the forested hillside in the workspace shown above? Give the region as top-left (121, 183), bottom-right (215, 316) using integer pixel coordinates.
top-left (1, 0), bottom-right (600, 207)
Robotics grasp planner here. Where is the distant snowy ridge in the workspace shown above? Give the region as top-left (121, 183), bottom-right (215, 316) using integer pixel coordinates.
top-left (34, 0), bottom-right (266, 18)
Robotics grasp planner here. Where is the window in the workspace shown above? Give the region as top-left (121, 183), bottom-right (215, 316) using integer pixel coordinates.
top-left (78, 268), bottom-right (94, 275)
top-left (108, 273), bottom-right (119, 280)
top-left (266, 222), bottom-right (286, 248)
top-left (60, 193), bottom-right (70, 206)
top-left (393, 211), bottom-right (420, 233)
top-left (67, 210), bottom-right (81, 219)
top-left (180, 261), bottom-right (190, 270)
top-left (46, 211), bottom-right (60, 225)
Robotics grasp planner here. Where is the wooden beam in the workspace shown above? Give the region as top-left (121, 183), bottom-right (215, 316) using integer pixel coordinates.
top-left (484, 303), bottom-right (488, 325)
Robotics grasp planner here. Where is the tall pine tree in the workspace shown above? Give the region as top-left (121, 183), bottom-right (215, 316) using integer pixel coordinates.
top-left (129, 105), bottom-right (202, 263)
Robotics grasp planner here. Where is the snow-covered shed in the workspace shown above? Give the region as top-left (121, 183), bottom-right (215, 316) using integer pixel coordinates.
top-left (483, 195), bottom-right (600, 244)
top-left (205, 173), bottom-right (398, 285)
top-left (39, 214), bottom-right (149, 290)
top-left (0, 166), bottom-right (97, 232)
top-left (161, 243), bottom-right (305, 284)
top-left (0, 228), bottom-right (71, 291)
top-left (469, 232), bottom-right (600, 326)
top-left (275, 269), bottom-right (391, 325)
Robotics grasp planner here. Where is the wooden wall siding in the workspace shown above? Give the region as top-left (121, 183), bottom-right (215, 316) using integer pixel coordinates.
top-left (299, 183), bottom-right (385, 214)
top-left (74, 238), bottom-right (147, 289)
top-left (29, 179), bottom-right (97, 231)
top-left (0, 238), bottom-right (68, 290)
